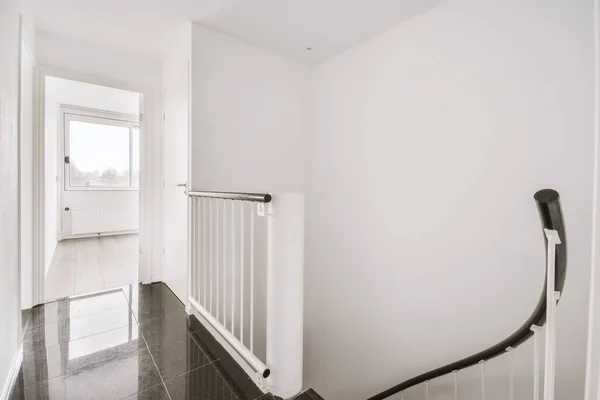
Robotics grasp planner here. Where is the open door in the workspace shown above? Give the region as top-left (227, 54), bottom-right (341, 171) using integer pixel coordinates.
top-left (162, 65), bottom-right (189, 303)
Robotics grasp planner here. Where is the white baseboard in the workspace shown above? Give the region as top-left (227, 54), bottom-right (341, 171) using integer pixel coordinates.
top-left (61, 229), bottom-right (139, 240)
top-left (1, 345), bottom-right (23, 400)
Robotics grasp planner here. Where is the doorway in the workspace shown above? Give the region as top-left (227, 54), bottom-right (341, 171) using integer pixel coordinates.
top-left (43, 76), bottom-right (142, 301)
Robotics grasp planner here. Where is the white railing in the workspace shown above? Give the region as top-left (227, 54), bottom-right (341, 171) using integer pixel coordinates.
top-left (542, 228), bottom-right (561, 400)
top-left (388, 228), bottom-right (562, 400)
top-left (187, 191), bottom-right (304, 399)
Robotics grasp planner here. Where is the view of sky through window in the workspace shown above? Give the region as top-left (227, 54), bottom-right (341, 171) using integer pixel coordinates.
top-left (69, 120), bottom-right (137, 188)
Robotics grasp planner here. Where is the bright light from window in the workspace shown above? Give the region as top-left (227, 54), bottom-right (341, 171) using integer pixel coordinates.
top-left (68, 120), bottom-right (139, 189)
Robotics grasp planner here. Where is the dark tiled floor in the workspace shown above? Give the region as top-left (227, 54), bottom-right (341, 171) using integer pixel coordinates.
top-left (292, 390), bottom-right (325, 400)
top-left (11, 284), bottom-right (276, 400)
top-left (22, 309), bottom-right (31, 332)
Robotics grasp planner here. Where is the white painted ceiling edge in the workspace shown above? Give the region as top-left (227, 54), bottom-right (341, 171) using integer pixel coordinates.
top-left (22, 0), bottom-right (451, 64)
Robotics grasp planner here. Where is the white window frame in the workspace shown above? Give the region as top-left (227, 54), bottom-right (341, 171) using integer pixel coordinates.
top-left (61, 105), bottom-right (140, 191)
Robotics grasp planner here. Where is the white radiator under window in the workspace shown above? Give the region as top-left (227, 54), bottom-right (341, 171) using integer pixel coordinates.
top-left (64, 205), bottom-right (138, 236)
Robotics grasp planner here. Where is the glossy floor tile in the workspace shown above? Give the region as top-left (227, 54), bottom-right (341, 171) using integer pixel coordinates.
top-left (45, 234), bottom-right (139, 302)
top-left (11, 283), bottom-right (273, 400)
top-left (123, 384), bottom-right (171, 400)
top-left (188, 329), bottom-right (265, 399)
top-left (23, 306), bottom-right (136, 351)
top-left (123, 283), bottom-right (186, 323)
top-left (293, 390), bottom-right (325, 400)
top-left (138, 308), bottom-right (204, 347)
top-left (29, 290), bottom-right (130, 329)
top-left (21, 309), bottom-right (31, 332)
top-left (164, 363), bottom-right (241, 400)
top-left (11, 349), bottom-right (162, 400)
top-left (20, 324), bottom-right (146, 387)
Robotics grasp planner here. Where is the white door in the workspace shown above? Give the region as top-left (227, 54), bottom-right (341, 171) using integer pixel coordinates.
top-left (20, 37), bottom-right (35, 310)
top-left (163, 68), bottom-right (189, 303)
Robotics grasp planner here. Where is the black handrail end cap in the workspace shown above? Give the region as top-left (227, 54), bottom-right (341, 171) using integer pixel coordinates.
top-left (534, 189), bottom-right (559, 205)
top-left (264, 194), bottom-right (272, 203)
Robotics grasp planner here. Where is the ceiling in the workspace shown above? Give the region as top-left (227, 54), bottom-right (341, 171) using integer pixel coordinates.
top-left (23, 0), bottom-right (449, 64)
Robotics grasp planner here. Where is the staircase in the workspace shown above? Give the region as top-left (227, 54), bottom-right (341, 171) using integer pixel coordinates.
top-left (367, 189), bottom-right (567, 400)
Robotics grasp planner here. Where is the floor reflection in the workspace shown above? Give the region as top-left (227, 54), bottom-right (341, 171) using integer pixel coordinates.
top-left (11, 283), bottom-right (274, 400)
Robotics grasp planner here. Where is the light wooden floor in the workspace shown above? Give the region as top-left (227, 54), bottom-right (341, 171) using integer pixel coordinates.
top-left (45, 234), bottom-right (139, 301)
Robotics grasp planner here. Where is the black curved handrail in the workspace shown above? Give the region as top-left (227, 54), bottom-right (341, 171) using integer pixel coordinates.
top-left (368, 189), bottom-right (567, 400)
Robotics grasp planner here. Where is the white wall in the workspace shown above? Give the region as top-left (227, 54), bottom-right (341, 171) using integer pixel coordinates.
top-left (0, 0), bottom-right (23, 395)
top-left (20, 28), bottom-right (35, 309)
top-left (306, 0), bottom-right (594, 399)
top-left (43, 76), bottom-right (57, 268)
top-left (187, 24), bottom-right (308, 375)
top-left (46, 76), bottom-right (139, 114)
top-left (36, 32), bottom-right (161, 90)
top-left (586, 3), bottom-right (600, 399)
top-left (44, 77), bottom-right (139, 242)
top-left (162, 24), bottom-right (191, 90)
top-left (190, 24), bottom-right (309, 193)
top-left (36, 32), bottom-right (163, 282)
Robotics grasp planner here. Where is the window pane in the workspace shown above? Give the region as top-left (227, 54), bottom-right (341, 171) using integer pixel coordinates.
top-left (69, 121), bottom-right (130, 188)
top-left (131, 127), bottom-right (140, 188)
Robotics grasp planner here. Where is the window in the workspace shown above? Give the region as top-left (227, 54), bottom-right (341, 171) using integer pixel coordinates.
top-left (64, 108), bottom-right (139, 190)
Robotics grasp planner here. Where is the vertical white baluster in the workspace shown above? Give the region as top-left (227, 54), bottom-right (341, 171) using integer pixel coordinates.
top-left (209, 198), bottom-right (213, 313)
top-left (223, 199), bottom-right (227, 327)
top-left (507, 347), bottom-right (515, 400)
top-left (203, 198), bottom-right (207, 308)
top-left (400, 392), bottom-right (404, 400)
top-left (192, 198), bottom-right (196, 302)
top-left (231, 200), bottom-right (235, 335)
top-left (216, 199), bottom-right (220, 321)
top-left (250, 203), bottom-right (255, 353)
top-left (531, 325), bottom-right (541, 400)
top-left (197, 199), bottom-right (201, 302)
top-left (200, 198), bottom-right (203, 305)
top-left (453, 370), bottom-right (458, 400)
top-left (240, 202), bottom-right (245, 344)
top-left (543, 229), bottom-right (561, 400)
top-left (480, 361), bottom-right (486, 400)
top-left (425, 381), bottom-right (429, 400)
top-left (189, 198), bottom-right (193, 302)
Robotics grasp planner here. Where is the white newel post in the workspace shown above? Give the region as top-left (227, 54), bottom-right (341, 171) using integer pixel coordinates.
top-left (543, 228), bottom-right (561, 400)
top-left (266, 193), bottom-right (305, 398)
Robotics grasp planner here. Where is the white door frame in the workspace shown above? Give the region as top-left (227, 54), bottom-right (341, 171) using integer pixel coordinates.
top-left (17, 16), bottom-right (28, 335)
top-left (18, 25), bottom-right (36, 313)
top-left (32, 65), bottom-right (156, 305)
